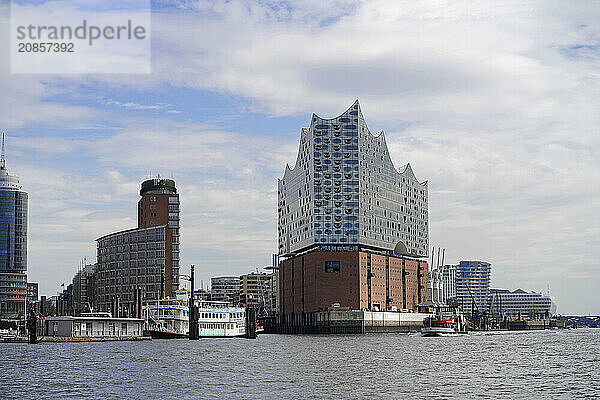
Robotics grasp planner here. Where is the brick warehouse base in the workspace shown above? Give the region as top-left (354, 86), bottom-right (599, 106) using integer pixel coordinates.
top-left (279, 250), bottom-right (428, 315)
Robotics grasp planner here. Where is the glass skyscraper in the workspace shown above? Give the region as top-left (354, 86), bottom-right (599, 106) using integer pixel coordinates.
top-left (0, 135), bottom-right (28, 318)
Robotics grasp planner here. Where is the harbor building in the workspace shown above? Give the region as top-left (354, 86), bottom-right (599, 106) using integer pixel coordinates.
top-left (71, 263), bottom-right (96, 307)
top-left (0, 135), bottom-right (28, 319)
top-left (454, 261), bottom-right (491, 314)
top-left (440, 264), bottom-right (457, 303)
top-left (239, 272), bottom-right (272, 308)
top-left (488, 288), bottom-right (554, 317)
top-left (138, 178), bottom-right (180, 296)
top-left (96, 226), bottom-right (167, 315)
top-left (210, 276), bottom-right (241, 304)
top-left (238, 271), bottom-right (278, 312)
top-left (45, 313), bottom-right (144, 339)
top-left (278, 101), bottom-right (429, 316)
top-left (27, 282), bottom-right (38, 303)
top-left (263, 266), bottom-right (279, 316)
top-left (95, 178), bottom-right (180, 315)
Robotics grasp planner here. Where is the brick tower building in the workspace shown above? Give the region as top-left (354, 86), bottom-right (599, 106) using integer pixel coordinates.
top-left (138, 178), bottom-right (181, 297)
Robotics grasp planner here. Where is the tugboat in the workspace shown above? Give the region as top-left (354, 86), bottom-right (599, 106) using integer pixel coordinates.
top-left (422, 314), bottom-right (466, 337)
top-left (421, 306), bottom-right (467, 337)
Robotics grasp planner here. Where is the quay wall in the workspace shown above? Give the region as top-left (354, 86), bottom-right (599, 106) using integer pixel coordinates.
top-left (265, 310), bottom-right (430, 334)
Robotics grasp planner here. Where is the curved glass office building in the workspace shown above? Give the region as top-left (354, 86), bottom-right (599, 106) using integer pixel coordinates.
top-left (0, 138), bottom-right (28, 318)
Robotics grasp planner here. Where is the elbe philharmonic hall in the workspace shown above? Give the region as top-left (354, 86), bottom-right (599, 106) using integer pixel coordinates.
top-left (278, 101), bottom-right (429, 320)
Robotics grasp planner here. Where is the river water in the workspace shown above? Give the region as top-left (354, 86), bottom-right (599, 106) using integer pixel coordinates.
top-left (1, 329), bottom-right (598, 399)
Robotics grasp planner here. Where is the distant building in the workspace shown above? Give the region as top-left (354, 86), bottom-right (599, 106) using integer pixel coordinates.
top-left (0, 134), bottom-right (28, 318)
top-left (427, 268), bottom-right (443, 304)
top-left (454, 261), bottom-right (491, 314)
top-left (72, 263), bottom-right (96, 307)
top-left (27, 282), bottom-right (38, 303)
top-left (239, 272), bottom-right (274, 308)
top-left (193, 288), bottom-right (212, 301)
top-left (210, 276), bottom-right (241, 304)
top-left (278, 101), bottom-right (428, 315)
top-left (488, 288), bottom-right (554, 316)
top-left (263, 266), bottom-right (279, 316)
top-left (440, 264), bottom-right (457, 302)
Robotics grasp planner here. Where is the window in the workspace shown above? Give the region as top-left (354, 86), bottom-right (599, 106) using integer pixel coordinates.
top-left (325, 261), bottom-right (340, 273)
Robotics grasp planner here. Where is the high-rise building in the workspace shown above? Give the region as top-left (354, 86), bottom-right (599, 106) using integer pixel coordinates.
top-left (72, 263), bottom-right (96, 306)
top-left (440, 264), bottom-right (457, 302)
top-left (278, 101), bottom-right (429, 315)
top-left (454, 261), bottom-right (491, 314)
top-left (138, 178), bottom-right (180, 296)
top-left (0, 134), bottom-right (28, 319)
top-left (94, 177), bottom-right (180, 315)
top-left (210, 276), bottom-right (240, 304)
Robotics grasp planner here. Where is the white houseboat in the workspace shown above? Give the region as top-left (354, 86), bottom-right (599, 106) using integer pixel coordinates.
top-left (45, 312), bottom-right (145, 339)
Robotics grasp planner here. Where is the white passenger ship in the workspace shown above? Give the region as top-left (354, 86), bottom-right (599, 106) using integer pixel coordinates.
top-left (195, 301), bottom-right (246, 338)
top-left (144, 298), bottom-right (190, 339)
top-left (144, 298), bottom-right (248, 338)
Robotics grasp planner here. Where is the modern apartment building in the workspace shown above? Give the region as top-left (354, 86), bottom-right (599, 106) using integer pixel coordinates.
top-left (94, 177), bottom-right (180, 315)
top-left (488, 288), bottom-right (554, 316)
top-left (210, 276), bottom-right (240, 304)
top-left (0, 135), bottom-right (28, 318)
top-left (71, 263), bottom-right (96, 307)
top-left (96, 225), bottom-right (167, 314)
top-left (454, 261), bottom-right (491, 314)
top-left (440, 264), bottom-right (457, 303)
top-left (278, 101), bottom-right (429, 315)
top-left (239, 272), bottom-right (275, 309)
top-left (27, 282), bottom-right (38, 303)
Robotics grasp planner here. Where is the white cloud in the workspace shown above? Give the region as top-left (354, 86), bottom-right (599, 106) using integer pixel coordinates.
top-left (2, 0), bottom-right (599, 313)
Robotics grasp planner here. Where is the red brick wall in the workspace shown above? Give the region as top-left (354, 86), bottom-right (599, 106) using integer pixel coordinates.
top-left (388, 256), bottom-right (404, 310)
top-left (404, 260), bottom-right (418, 310)
top-left (279, 251), bottom-right (428, 314)
top-left (369, 254), bottom-right (387, 310)
top-left (280, 251), bottom-right (360, 313)
top-left (359, 253), bottom-right (368, 309)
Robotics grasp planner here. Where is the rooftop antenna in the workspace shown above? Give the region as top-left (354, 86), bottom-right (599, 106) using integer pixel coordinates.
top-left (1, 132), bottom-right (6, 169)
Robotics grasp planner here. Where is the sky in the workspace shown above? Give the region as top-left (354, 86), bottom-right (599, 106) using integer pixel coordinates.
top-left (1, 0), bottom-right (599, 314)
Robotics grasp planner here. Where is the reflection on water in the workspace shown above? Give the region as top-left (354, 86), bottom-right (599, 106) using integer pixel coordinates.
top-left (1, 329), bottom-right (599, 399)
